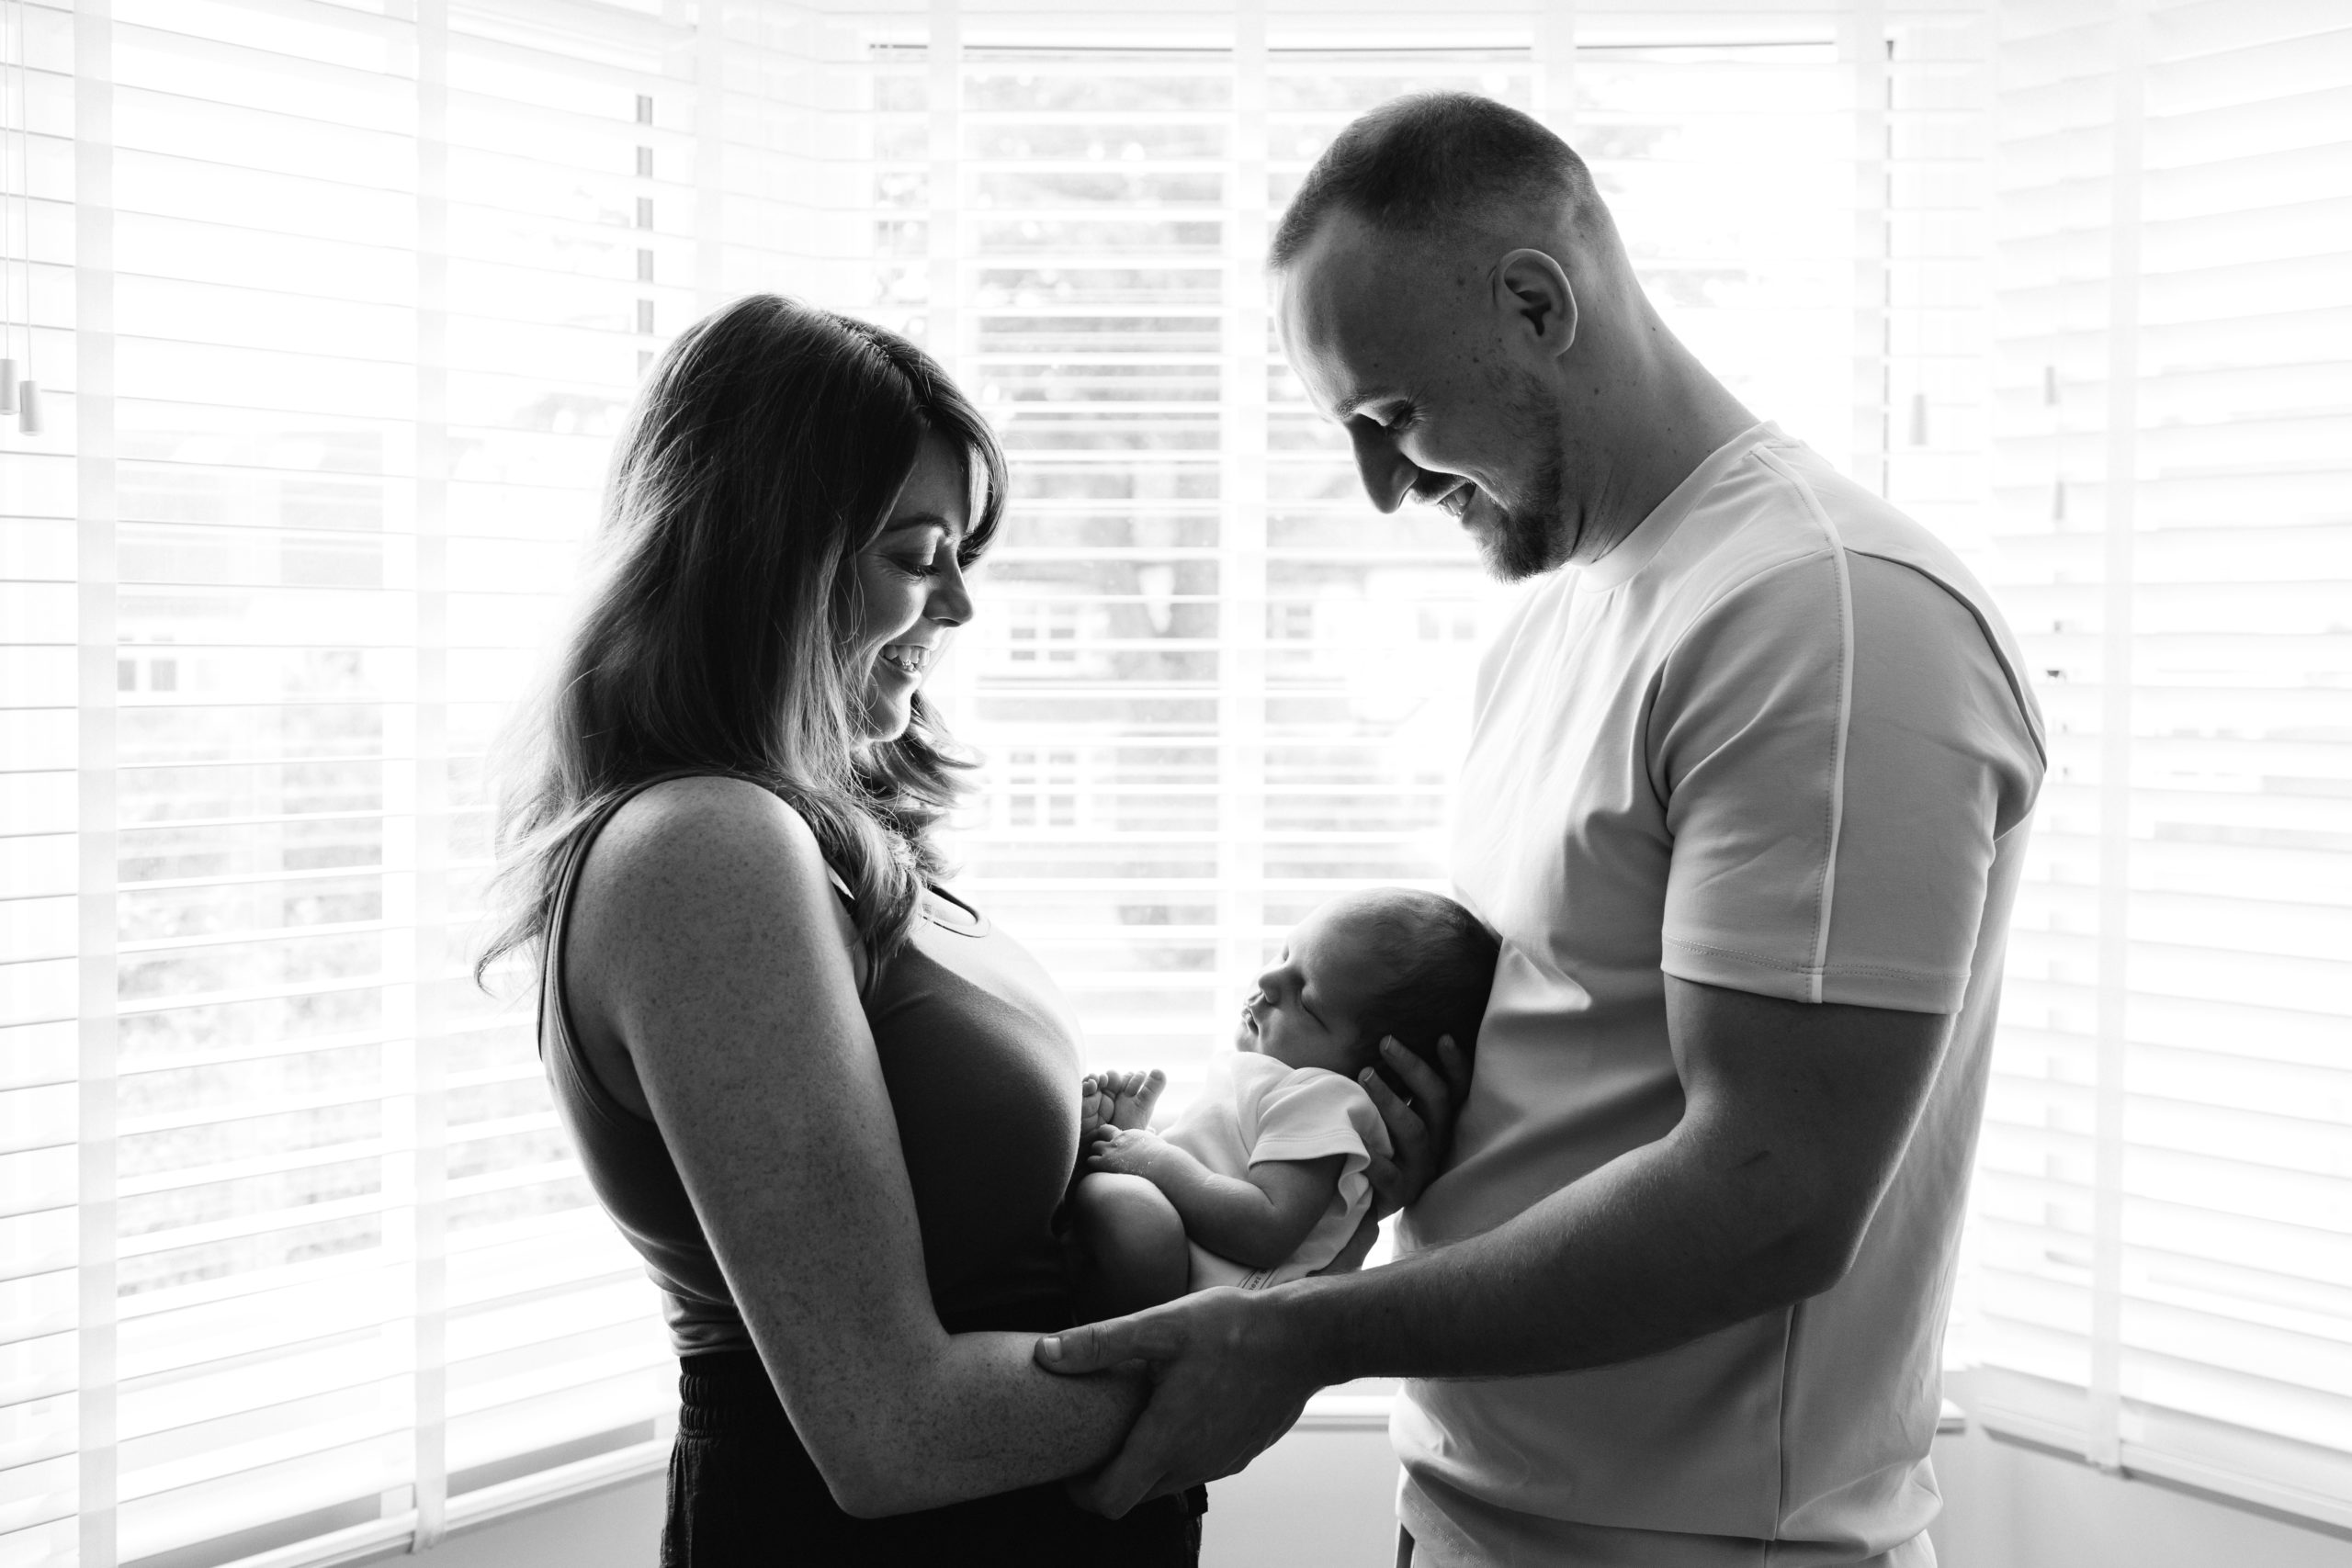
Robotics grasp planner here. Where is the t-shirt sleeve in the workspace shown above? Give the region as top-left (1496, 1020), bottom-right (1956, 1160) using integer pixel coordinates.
top-left (1652, 550), bottom-right (2042, 1014)
top-left (1245, 1067), bottom-right (1390, 1167)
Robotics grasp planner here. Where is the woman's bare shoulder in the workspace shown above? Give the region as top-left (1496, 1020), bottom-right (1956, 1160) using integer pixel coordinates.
top-left (594, 776), bottom-right (821, 882)
top-left (571, 775), bottom-right (835, 976)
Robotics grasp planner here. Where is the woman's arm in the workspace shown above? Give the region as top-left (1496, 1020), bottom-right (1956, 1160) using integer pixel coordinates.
top-left (1086, 1129), bottom-right (1344, 1270)
top-left (567, 777), bottom-right (1142, 1517)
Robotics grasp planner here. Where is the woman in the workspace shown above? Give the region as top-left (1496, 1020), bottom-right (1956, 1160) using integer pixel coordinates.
top-left (478, 295), bottom-right (1201, 1561)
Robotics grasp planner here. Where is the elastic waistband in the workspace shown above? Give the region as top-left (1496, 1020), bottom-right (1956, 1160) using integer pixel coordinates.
top-left (677, 1350), bottom-right (797, 1439)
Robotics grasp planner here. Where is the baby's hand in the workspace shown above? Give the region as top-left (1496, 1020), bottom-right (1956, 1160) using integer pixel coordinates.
top-left (1085, 1124), bottom-right (1170, 1179)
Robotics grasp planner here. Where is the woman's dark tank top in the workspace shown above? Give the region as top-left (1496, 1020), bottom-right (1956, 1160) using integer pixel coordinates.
top-left (537, 775), bottom-right (1083, 1353)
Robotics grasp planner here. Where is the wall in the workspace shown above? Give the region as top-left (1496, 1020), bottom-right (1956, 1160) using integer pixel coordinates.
top-left (1927, 1416), bottom-right (2352, 1568)
top-left (1204, 1418), bottom-right (1399, 1568)
top-left (397, 1408), bottom-right (2352, 1568)
top-left (1204, 1416), bottom-right (2352, 1568)
top-left (379, 1473), bottom-right (665, 1568)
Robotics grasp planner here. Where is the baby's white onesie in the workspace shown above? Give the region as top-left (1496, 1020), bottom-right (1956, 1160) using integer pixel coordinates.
top-left (1159, 1051), bottom-right (1392, 1290)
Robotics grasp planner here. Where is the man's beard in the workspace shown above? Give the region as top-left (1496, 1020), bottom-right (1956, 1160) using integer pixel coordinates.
top-left (1469, 372), bottom-right (1575, 582)
top-left (1472, 450), bottom-right (1570, 581)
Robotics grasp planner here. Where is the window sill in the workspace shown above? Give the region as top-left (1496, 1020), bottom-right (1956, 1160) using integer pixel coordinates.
top-left (225, 1393), bottom-right (1970, 1567)
top-left (224, 1442), bottom-right (670, 1568)
top-left (1297, 1383), bottom-right (1399, 1432)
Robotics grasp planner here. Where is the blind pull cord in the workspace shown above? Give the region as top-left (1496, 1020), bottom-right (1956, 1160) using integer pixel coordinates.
top-left (0, 0), bottom-right (16, 416)
top-left (10, 0), bottom-right (32, 434)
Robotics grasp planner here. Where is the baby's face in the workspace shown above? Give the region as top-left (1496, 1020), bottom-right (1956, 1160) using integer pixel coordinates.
top-left (1236, 902), bottom-right (1387, 1077)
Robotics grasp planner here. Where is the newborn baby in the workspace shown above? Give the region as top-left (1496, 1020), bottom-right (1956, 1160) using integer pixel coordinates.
top-left (1070, 887), bottom-right (1498, 1317)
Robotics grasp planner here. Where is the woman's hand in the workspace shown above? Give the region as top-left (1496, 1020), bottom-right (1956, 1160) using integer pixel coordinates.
top-left (1357, 1034), bottom-right (1472, 1219)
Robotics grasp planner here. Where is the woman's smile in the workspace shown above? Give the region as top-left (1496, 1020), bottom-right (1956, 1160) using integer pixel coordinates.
top-left (876, 641), bottom-right (936, 679)
top-left (852, 428), bottom-right (975, 738)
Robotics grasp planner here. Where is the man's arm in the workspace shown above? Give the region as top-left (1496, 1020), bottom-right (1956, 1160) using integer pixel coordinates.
top-left (1037, 977), bottom-right (1951, 1512)
top-left (1288, 978), bottom-right (1950, 1378)
top-left (1088, 1127), bottom-right (1344, 1270)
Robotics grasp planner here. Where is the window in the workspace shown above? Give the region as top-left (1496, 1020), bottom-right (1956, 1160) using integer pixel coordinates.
top-left (3, 3), bottom-right (699, 1562)
top-left (1, 2), bottom-right (2343, 1564)
top-left (900, 24), bottom-right (1901, 1114)
top-left (1957, 0), bottom-right (2352, 1528)
top-left (1001, 748), bottom-right (1086, 831)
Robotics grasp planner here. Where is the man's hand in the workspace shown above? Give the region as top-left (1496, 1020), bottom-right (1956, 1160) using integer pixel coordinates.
top-left (1358, 1034), bottom-right (1471, 1218)
top-left (1034, 1289), bottom-right (1319, 1517)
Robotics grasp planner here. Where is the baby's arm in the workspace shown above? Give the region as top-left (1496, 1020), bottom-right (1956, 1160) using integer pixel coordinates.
top-left (1085, 1128), bottom-right (1344, 1271)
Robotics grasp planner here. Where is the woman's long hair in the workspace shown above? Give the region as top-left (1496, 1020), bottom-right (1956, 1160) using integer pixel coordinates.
top-left (477, 295), bottom-right (1007, 983)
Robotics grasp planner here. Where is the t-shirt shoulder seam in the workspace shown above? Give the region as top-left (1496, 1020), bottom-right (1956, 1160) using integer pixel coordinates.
top-left (1686, 445), bottom-right (1858, 1004)
top-left (1647, 445), bottom-right (1847, 672)
top-left (1663, 536), bottom-right (1837, 646)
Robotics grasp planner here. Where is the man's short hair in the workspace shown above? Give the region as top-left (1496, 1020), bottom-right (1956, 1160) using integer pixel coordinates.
top-left (1270, 91), bottom-right (1606, 269)
top-left (1352, 888), bottom-right (1501, 1071)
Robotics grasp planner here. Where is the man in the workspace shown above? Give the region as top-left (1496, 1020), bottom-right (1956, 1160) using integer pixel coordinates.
top-left (1038, 93), bottom-right (2044, 1567)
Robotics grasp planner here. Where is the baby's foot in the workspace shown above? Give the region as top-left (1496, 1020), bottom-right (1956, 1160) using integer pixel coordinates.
top-left (1110, 1067), bottom-right (1166, 1132)
top-left (1078, 1075), bottom-right (1113, 1143)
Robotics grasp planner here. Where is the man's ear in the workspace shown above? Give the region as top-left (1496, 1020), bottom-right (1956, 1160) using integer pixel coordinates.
top-left (1496, 248), bottom-right (1578, 359)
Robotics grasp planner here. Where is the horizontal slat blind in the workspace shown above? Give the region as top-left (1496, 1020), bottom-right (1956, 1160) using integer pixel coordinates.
top-left (1, 3), bottom-right (83, 1562)
top-left (885, 9), bottom-right (1907, 1140)
top-left (11, 0), bottom-right (2342, 1561)
top-left (1972, 0), bottom-right (2352, 1524)
top-left (0, 0), bottom-right (774, 1561)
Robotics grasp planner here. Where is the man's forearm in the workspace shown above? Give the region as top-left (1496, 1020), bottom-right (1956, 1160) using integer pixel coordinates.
top-left (1277, 1127), bottom-right (1842, 1385)
top-left (1276, 984), bottom-right (1951, 1385)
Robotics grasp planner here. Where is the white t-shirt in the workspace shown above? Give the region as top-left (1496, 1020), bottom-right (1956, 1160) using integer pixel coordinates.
top-left (1161, 1051), bottom-right (1390, 1290)
top-left (1395, 424), bottom-right (2045, 1567)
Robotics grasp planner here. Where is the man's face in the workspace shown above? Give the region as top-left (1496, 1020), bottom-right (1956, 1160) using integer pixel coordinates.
top-left (1277, 217), bottom-right (1576, 581)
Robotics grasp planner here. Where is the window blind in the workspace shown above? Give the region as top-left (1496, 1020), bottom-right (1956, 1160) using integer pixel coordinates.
top-left (3, 2), bottom-right (713, 1562)
top-left (898, 8), bottom-right (1906, 1129)
top-left (1, 6), bottom-right (1931, 1561)
top-left (1966, 0), bottom-right (2352, 1526)
top-left (6, 1), bottom-right (2341, 1564)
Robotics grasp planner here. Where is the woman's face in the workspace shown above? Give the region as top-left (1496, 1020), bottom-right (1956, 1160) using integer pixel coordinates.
top-left (851, 429), bottom-right (975, 742)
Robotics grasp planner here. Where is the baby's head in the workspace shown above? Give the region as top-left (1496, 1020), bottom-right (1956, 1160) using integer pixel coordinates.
top-left (1238, 887), bottom-right (1499, 1083)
